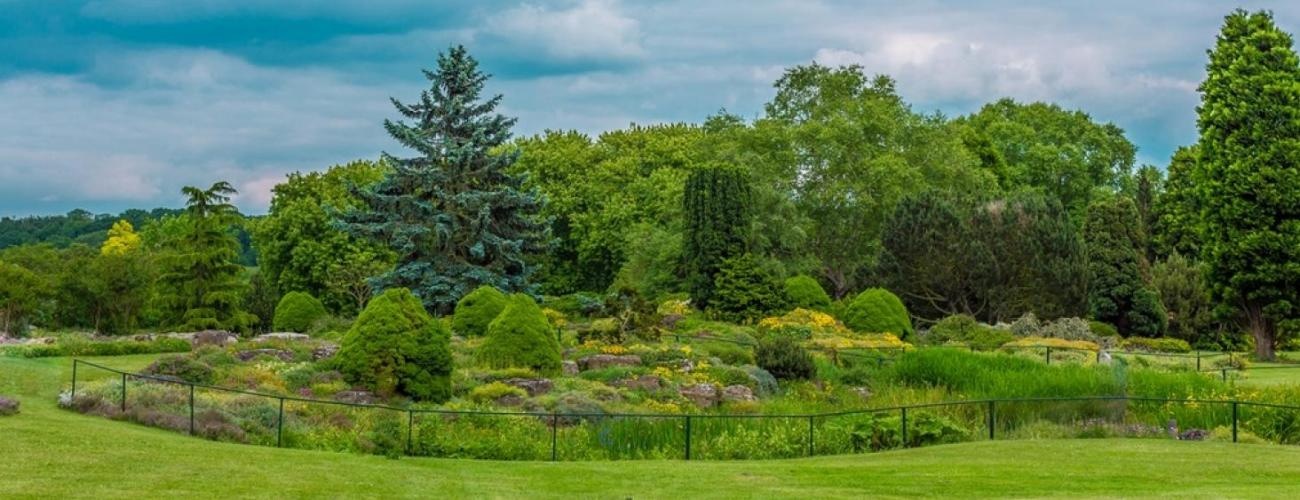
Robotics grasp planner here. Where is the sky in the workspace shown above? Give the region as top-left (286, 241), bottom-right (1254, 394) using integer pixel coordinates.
top-left (2, 0), bottom-right (1298, 217)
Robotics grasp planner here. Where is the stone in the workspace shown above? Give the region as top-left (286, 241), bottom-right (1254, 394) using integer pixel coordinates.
top-left (720, 385), bottom-right (756, 403)
top-left (256, 332), bottom-right (310, 342)
top-left (577, 354), bottom-right (642, 371)
top-left (505, 378), bottom-right (553, 397)
top-left (235, 349), bottom-right (295, 362)
top-left (1179, 429), bottom-right (1208, 441)
top-left (562, 360), bottom-right (579, 376)
top-left (676, 359), bottom-right (695, 373)
top-left (312, 343), bottom-right (339, 361)
top-left (660, 314), bottom-right (685, 329)
top-left (495, 394), bottom-right (526, 407)
top-left (0, 395), bottom-right (19, 416)
top-left (618, 375), bottom-right (662, 391)
top-left (852, 386), bottom-right (872, 400)
top-left (189, 330), bottom-right (238, 347)
top-left (24, 337), bottom-right (56, 345)
top-left (678, 383), bottom-right (718, 408)
top-left (334, 390), bottom-right (376, 405)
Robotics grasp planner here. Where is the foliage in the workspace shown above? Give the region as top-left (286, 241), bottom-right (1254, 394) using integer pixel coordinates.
top-left (1192, 9), bottom-right (1300, 360)
top-left (609, 223), bottom-right (684, 302)
top-left (783, 275), bottom-right (831, 311)
top-left (1151, 253), bottom-right (1220, 346)
top-left (1002, 337), bottom-right (1100, 352)
top-left (1084, 195), bottom-right (1166, 337)
top-left (841, 288), bottom-right (914, 339)
top-left (469, 382), bottom-right (527, 403)
top-left (0, 337), bottom-right (190, 358)
top-left (924, 315), bottom-right (1013, 350)
top-left (451, 286), bottom-right (508, 337)
top-left (0, 207), bottom-right (181, 251)
top-left (143, 355), bottom-right (215, 384)
top-left (709, 253), bottom-right (786, 323)
top-left (154, 182), bottom-right (251, 332)
top-left (758, 307), bottom-right (847, 339)
top-left (476, 294), bottom-right (563, 374)
top-left (272, 292), bottom-right (329, 333)
top-left (683, 165), bottom-right (751, 309)
top-left (339, 46), bottom-right (546, 315)
top-left (1120, 337), bottom-right (1192, 353)
top-left (0, 260), bottom-right (47, 335)
top-left (100, 220), bottom-right (142, 256)
top-left (1038, 317), bottom-right (1100, 342)
top-left (336, 288), bottom-right (452, 401)
top-left (755, 334), bottom-right (815, 380)
top-left (1088, 321), bottom-right (1119, 339)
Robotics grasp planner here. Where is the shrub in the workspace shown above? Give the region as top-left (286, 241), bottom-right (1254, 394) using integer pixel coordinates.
top-left (143, 355), bottom-right (215, 384)
top-left (365, 412), bottom-right (406, 459)
top-left (1039, 317), bottom-right (1098, 342)
top-left (925, 315), bottom-right (1014, 351)
top-left (336, 288), bottom-right (453, 401)
top-left (1088, 320), bottom-right (1119, 339)
top-left (272, 292), bottom-right (329, 333)
top-left (783, 275), bottom-right (831, 311)
top-left (709, 253), bottom-right (787, 323)
top-left (1121, 336), bottom-right (1192, 353)
top-left (451, 286), bottom-right (508, 337)
top-left (1010, 312), bottom-right (1041, 337)
top-left (841, 288), bottom-right (915, 339)
top-left (741, 365), bottom-right (779, 396)
top-left (544, 292), bottom-right (604, 317)
top-left (469, 381), bottom-right (527, 403)
top-left (0, 395), bottom-right (18, 416)
top-left (758, 308), bottom-right (847, 339)
top-left (755, 335), bottom-right (815, 380)
top-left (476, 294), bottom-right (563, 374)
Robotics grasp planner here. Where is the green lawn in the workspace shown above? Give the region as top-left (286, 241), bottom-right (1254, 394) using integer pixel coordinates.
top-left (4, 355), bottom-right (1300, 498)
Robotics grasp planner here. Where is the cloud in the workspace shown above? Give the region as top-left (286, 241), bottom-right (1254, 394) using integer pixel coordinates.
top-left (486, 0), bottom-right (644, 63)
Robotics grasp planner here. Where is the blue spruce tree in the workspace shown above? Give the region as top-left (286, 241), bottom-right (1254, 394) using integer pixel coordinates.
top-left (341, 46), bottom-right (546, 314)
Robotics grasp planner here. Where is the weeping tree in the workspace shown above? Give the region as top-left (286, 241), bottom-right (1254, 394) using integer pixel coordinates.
top-left (340, 45), bottom-right (547, 314)
top-left (156, 182), bottom-right (252, 331)
top-left (683, 165), bottom-right (751, 309)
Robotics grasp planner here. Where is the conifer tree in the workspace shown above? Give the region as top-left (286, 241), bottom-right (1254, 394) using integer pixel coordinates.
top-left (341, 46), bottom-right (545, 314)
top-left (156, 182), bottom-right (251, 331)
top-left (1084, 195), bottom-right (1166, 337)
top-left (683, 165), bottom-right (751, 309)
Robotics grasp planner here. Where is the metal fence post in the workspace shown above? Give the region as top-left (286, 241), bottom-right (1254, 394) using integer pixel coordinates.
top-left (71, 359), bottom-right (78, 399)
top-left (684, 415), bottom-right (692, 460)
top-left (407, 410), bottom-right (414, 455)
top-left (901, 407), bottom-right (908, 448)
top-left (987, 400), bottom-right (995, 440)
top-left (189, 384), bottom-right (195, 435)
top-left (1045, 347), bottom-right (1052, 365)
top-left (276, 398), bottom-right (285, 447)
top-left (807, 416), bottom-right (814, 456)
top-left (551, 413), bottom-right (558, 461)
top-left (1232, 401), bottom-right (1239, 443)
top-left (121, 372), bottom-right (127, 413)
top-left (1222, 368), bottom-right (1228, 382)
top-left (1196, 351), bottom-right (1201, 371)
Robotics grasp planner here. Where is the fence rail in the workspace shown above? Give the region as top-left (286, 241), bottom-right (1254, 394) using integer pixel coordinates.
top-left (65, 359), bottom-right (1300, 461)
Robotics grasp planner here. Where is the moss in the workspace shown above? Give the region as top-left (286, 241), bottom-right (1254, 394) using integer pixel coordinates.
top-left (842, 288), bottom-right (915, 339)
top-left (783, 275), bottom-right (831, 311)
top-left (476, 294), bottom-right (563, 374)
top-left (452, 286), bottom-right (508, 336)
top-left (335, 288), bottom-right (452, 401)
top-left (271, 292), bottom-right (329, 333)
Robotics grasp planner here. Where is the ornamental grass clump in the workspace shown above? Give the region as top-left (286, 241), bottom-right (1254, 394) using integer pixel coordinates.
top-left (272, 291), bottom-right (329, 333)
top-left (476, 294), bottom-right (563, 375)
top-left (336, 288), bottom-right (452, 402)
top-left (452, 285), bottom-right (508, 336)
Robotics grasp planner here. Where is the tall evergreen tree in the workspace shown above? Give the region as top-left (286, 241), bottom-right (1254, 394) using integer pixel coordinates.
top-left (340, 46), bottom-right (546, 314)
top-left (1084, 195), bottom-right (1166, 337)
top-left (156, 182), bottom-right (250, 331)
top-left (1194, 10), bottom-right (1300, 360)
top-left (683, 165), bottom-right (751, 309)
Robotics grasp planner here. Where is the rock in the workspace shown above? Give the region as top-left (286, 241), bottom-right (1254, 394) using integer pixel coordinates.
top-left (660, 314), bottom-right (685, 329)
top-left (1179, 429), bottom-right (1208, 441)
top-left (235, 349), bottom-right (295, 362)
top-left (129, 334), bottom-right (156, 342)
top-left (334, 390), bottom-right (376, 405)
top-left (0, 395), bottom-right (19, 416)
top-left (312, 343), bottom-right (339, 361)
top-left (618, 375), bottom-right (662, 391)
top-left (851, 386), bottom-right (872, 400)
top-left (1098, 350), bottom-right (1113, 364)
top-left (495, 394), bottom-right (526, 407)
top-left (562, 360), bottom-right (579, 376)
top-left (578, 354), bottom-right (642, 371)
top-left (189, 330), bottom-right (238, 347)
top-left (256, 332), bottom-right (310, 342)
top-left (678, 383), bottom-right (718, 408)
top-left (505, 378), bottom-right (553, 397)
top-left (721, 385), bottom-right (756, 403)
top-left (677, 359), bottom-right (695, 373)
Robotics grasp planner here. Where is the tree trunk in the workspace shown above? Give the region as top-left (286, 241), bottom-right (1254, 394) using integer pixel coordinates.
top-left (1245, 302), bottom-right (1275, 361)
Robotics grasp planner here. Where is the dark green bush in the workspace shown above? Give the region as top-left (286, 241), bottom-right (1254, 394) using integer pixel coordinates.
top-left (543, 292), bottom-right (605, 317)
top-left (452, 286), bottom-right (508, 336)
top-left (710, 253), bottom-right (787, 323)
top-left (336, 288), bottom-right (452, 401)
top-left (845, 411), bottom-right (967, 452)
top-left (476, 294), bottom-right (563, 374)
top-left (755, 335), bottom-right (815, 380)
top-left (272, 291), bottom-right (329, 333)
top-left (1121, 336), bottom-right (1192, 353)
top-left (143, 355), bottom-right (215, 384)
top-left (842, 288), bottom-right (915, 339)
top-left (783, 275), bottom-right (831, 311)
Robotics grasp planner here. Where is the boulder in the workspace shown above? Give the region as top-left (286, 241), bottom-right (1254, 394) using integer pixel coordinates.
top-left (312, 343), bottom-right (339, 361)
top-left (851, 386), bottom-right (872, 400)
top-left (235, 349), bottom-right (295, 362)
top-left (0, 395), bottom-right (19, 416)
top-left (720, 385), bottom-right (756, 403)
top-left (189, 330), bottom-right (238, 347)
top-left (678, 383), bottom-right (718, 408)
top-left (562, 360), bottom-right (579, 376)
top-left (334, 390), bottom-right (376, 405)
top-left (618, 375), bottom-right (662, 391)
top-left (578, 354), bottom-right (642, 371)
top-left (505, 378), bottom-right (553, 397)
top-left (1179, 429), bottom-right (1208, 441)
top-left (256, 332), bottom-right (310, 342)
top-left (495, 394), bottom-right (526, 407)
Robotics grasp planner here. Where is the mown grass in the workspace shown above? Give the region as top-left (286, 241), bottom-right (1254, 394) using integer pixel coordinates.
top-left (4, 355), bottom-right (1300, 498)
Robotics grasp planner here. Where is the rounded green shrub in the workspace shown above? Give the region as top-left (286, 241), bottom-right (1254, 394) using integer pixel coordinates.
top-left (143, 355), bottom-right (215, 384)
top-left (272, 291), bottom-right (329, 333)
top-left (336, 288), bottom-right (452, 402)
top-left (710, 253), bottom-right (787, 322)
top-left (842, 288), bottom-right (915, 339)
top-left (1088, 320), bottom-right (1120, 339)
top-left (452, 285), bottom-right (508, 336)
top-left (476, 294), bottom-right (563, 374)
top-left (783, 275), bottom-right (831, 311)
top-left (755, 335), bottom-right (815, 380)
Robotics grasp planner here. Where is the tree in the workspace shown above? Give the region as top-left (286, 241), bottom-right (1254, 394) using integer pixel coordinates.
top-left (709, 253), bottom-right (786, 323)
top-left (476, 294), bottom-right (562, 374)
top-left (341, 46), bottom-right (546, 314)
top-left (1131, 165), bottom-right (1163, 263)
top-left (1153, 146), bottom-right (1202, 257)
top-left (252, 160), bottom-right (391, 314)
top-left (1152, 252), bottom-right (1220, 346)
top-left (683, 165), bottom-right (751, 309)
top-left (0, 261), bottom-right (46, 335)
top-left (336, 288), bottom-right (452, 401)
top-left (100, 220), bottom-right (142, 256)
top-left (156, 182), bottom-right (251, 331)
top-left (877, 191), bottom-right (981, 321)
top-left (1084, 196), bottom-right (1166, 337)
top-left (1194, 10), bottom-right (1300, 360)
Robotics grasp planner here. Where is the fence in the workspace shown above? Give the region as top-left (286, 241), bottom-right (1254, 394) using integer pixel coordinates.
top-left (66, 359), bottom-right (1300, 461)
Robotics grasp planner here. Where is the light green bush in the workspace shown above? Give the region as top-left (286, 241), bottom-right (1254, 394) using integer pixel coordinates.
top-left (452, 286), bottom-right (508, 336)
top-left (476, 294), bottom-right (563, 374)
top-left (841, 288), bottom-right (914, 339)
top-left (335, 288), bottom-right (452, 401)
top-left (783, 275), bottom-right (831, 311)
top-left (272, 291), bottom-right (329, 333)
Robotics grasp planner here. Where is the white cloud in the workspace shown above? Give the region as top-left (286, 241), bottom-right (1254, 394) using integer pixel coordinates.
top-left (487, 0), bottom-right (644, 62)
